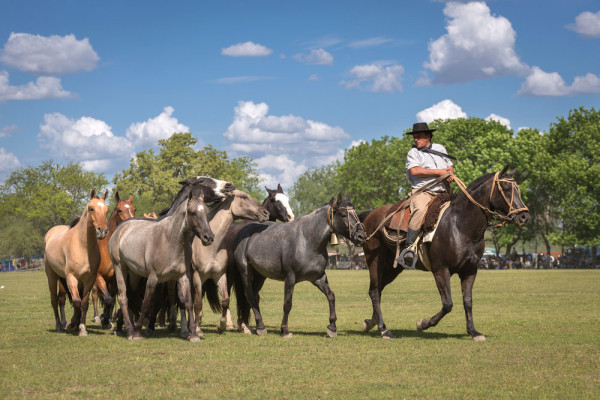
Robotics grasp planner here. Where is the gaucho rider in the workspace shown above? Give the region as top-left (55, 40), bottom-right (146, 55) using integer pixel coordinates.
top-left (397, 122), bottom-right (455, 268)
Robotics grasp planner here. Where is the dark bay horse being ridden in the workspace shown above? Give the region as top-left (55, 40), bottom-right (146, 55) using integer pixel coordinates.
top-left (233, 193), bottom-right (366, 338)
top-left (91, 192), bottom-right (136, 328)
top-left (109, 178), bottom-right (233, 341)
top-left (44, 189), bottom-right (109, 336)
top-left (360, 166), bottom-right (530, 340)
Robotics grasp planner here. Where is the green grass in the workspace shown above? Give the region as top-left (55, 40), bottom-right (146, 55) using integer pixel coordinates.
top-left (0, 269), bottom-right (598, 399)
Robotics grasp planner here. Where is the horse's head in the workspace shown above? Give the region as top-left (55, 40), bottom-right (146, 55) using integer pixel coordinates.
top-left (88, 189), bottom-right (110, 239)
top-left (186, 186), bottom-right (214, 245)
top-left (490, 166), bottom-right (530, 227)
top-left (230, 190), bottom-right (270, 222)
top-left (179, 176), bottom-right (235, 205)
top-left (113, 192), bottom-right (136, 224)
top-left (328, 193), bottom-right (366, 246)
top-left (264, 184), bottom-right (295, 222)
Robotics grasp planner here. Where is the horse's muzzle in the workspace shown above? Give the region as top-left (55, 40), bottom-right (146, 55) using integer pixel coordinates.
top-left (259, 209), bottom-right (270, 222)
top-left (96, 227), bottom-right (109, 240)
top-left (200, 234), bottom-right (214, 246)
top-left (514, 211), bottom-right (530, 227)
top-left (353, 231), bottom-right (367, 246)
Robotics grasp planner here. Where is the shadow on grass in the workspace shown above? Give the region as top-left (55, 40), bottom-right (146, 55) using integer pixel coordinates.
top-left (344, 328), bottom-right (466, 340)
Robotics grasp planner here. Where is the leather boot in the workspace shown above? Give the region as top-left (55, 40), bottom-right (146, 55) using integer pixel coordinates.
top-left (396, 228), bottom-right (420, 269)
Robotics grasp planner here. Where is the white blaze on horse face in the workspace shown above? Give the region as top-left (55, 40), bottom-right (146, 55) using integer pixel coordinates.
top-left (197, 204), bottom-right (205, 213)
top-left (275, 193), bottom-right (295, 221)
top-left (124, 204), bottom-right (134, 218)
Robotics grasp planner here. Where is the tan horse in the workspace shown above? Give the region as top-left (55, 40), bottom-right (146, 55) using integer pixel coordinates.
top-left (191, 190), bottom-right (269, 336)
top-left (91, 192), bottom-right (136, 328)
top-left (44, 189), bottom-right (109, 336)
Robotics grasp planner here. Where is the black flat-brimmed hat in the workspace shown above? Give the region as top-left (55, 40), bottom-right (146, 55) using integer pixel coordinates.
top-left (406, 122), bottom-right (435, 135)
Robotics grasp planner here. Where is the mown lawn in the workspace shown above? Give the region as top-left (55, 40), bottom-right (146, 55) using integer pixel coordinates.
top-left (0, 269), bottom-right (598, 399)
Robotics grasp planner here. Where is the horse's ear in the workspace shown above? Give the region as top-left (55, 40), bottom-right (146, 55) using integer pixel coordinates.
top-left (336, 192), bottom-right (343, 204)
top-left (499, 164), bottom-right (510, 176)
top-left (90, 189), bottom-right (96, 199)
top-left (506, 167), bottom-right (518, 178)
top-left (114, 191), bottom-right (121, 202)
top-left (277, 183), bottom-right (283, 193)
top-left (128, 195), bottom-right (133, 202)
top-left (346, 194), bottom-right (352, 203)
top-left (103, 190), bottom-right (109, 201)
top-left (265, 186), bottom-right (274, 195)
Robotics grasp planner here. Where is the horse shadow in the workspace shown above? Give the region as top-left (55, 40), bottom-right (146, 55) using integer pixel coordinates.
top-left (344, 328), bottom-right (467, 340)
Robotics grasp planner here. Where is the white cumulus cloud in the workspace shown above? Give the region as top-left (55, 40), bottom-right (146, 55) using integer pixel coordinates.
top-left (0, 148), bottom-right (20, 173)
top-left (293, 49), bottom-right (333, 65)
top-left (0, 70), bottom-right (74, 101)
top-left (126, 106), bottom-right (190, 147)
top-left (0, 123), bottom-right (18, 137)
top-left (566, 10), bottom-right (600, 38)
top-left (0, 33), bottom-right (99, 75)
top-left (517, 66), bottom-right (600, 96)
top-left (416, 99), bottom-right (467, 123)
top-left (38, 113), bottom-right (133, 173)
top-left (221, 41), bottom-right (273, 57)
top-left (224, 101), bottom-right (349, 190)
top-left (341, 62), bottom-right (404, 92)
top-left (485, 113), bottom-right (512, 130)
top-left (423, 1), bottom-right (529, 84)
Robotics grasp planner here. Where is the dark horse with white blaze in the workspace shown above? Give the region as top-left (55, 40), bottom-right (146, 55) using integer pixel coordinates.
top-left (233, 193), bottom-right (366, 338)
top-left (360, 166), bottom-right (530, 340)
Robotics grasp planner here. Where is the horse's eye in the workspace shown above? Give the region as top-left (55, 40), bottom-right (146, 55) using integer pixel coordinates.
top-left (89, 207), bottom-right (94, 212)
top-left (117, 209), bottom-right (122, 213)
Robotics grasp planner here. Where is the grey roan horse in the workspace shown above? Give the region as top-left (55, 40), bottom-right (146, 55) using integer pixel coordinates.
top-left (109, 177), bottom-right (232, 341)
top-left (232, 193), bottom-right (366, 338)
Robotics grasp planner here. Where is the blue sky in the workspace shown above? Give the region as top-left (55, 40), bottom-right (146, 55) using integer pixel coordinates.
top-left (0, 0), bottom-right (599, 190)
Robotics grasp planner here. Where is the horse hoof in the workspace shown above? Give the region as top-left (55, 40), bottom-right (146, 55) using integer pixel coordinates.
top-left (417, 318), bottom-right (428, 331)
top-left (282, 332), bottom-right (293, 339)
top-left (381, 330), bottom-right (393, 339)
top-left (473, 335), bottom-right (486, 342)
top-left (362, 319), bottom-right (371, 333)
top-left (78, 331), bottom-right (88, 337)
top-left (217, 320), bottom-right (226, 334)
top-left (189, 336), bottom-right (201, 343)
top-left (326, 328), bottom-right (337, 338)
top-left (93, 316), bottom-right (101, 324)
top-left (129, 335), bottom-right (142, 341)
top-left (256, 328), bottom-right (267, 336)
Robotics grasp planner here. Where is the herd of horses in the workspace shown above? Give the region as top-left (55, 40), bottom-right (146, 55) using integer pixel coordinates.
top-left (43, 166), bottom-right (530, 342)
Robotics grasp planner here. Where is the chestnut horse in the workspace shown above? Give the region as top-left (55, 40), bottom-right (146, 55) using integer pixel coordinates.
top-left (44, 189), bottom-right (109, 336)
top-left (91, 192), bottom-right (136, 328)
top-left (360, 166), bottom-right (530, 340)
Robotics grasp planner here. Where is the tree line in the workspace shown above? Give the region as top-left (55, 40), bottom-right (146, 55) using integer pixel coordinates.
top-left (1, 107), bottom-right (598, 264)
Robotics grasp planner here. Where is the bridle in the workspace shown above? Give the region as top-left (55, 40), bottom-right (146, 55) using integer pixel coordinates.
top-left (327, 203), bottom-right (365, 239)
top-left (454, 172), bottom-right (529, 227)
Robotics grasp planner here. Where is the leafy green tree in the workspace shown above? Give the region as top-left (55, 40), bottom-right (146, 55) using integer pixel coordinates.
top-left (289, 163), bottom-right (343, 216)
top-left (544, 107), bottom-right (600, 263)
top-left (112, 133), bottom-right (263, 213)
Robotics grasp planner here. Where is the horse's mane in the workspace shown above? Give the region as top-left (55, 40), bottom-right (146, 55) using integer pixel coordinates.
top-left (68, 217), bottom-right (80, 228)
top-left (466, 172), bottom-right (495, 191)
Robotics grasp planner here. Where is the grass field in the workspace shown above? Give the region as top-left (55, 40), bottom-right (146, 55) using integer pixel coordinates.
top-left (0, 269), bottom-right (598, 399)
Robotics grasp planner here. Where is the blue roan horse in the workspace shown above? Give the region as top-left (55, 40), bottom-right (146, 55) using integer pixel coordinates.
top-left (232, 193), bottom-right (366, 338)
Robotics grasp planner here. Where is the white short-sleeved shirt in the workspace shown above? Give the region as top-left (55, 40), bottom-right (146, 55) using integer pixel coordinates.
top-left (405, 143), bottom-right (453, 191)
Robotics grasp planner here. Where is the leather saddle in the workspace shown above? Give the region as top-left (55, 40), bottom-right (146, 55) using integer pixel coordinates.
top-left (383, 193), bottom-right (452, 235)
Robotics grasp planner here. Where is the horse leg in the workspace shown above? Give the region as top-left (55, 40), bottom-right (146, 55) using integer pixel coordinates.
top-left (191, 270), bottom-right (204, 337)
top-left (178, 274), bottom-right (201, 342)
top-left (167, 281), bottom-right (178, 332)
top-left (78, 289), bottom-right (93, 337)
top-left (364, 254), bottom-right (395, 339)
top-left (114, 261), bottom-right (135, 339)
top-left (460, 270), bottom-right (486, 341)
top-left (216, 274), bottom-right (229, 334)
top-left (101, 276), bottom-right (117, 329)
top-left (225, 277), bottom-right (235, 330)
top-left (417, 269), bottom-right (453, 332)
top-left (134, 274), bottom-right (158, 340)
top-left (280, 275), bottom-right (296, 338)
top-left (312, 273), bottom-right (337, 338)
top-left (94, 275), bottom-right (113, 328)
top-left (91, 285), bottom-right (100, 323)
top-left (58, 280), bottom-right (67, 330)
top-left (64, 273), bottom-right (82, 333)
top-left (241, 264), bottom-right (267, 335)
top-left (45, 266), bottom-right (64, 333)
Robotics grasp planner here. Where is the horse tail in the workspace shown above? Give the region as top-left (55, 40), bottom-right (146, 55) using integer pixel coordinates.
top-left (228, 260), bottom-right (251, 327)
top-left (202, 279), bottom-right (222, 313)
top-left (58, 277), bottom-right (73, 304)
top-left (358, 210), bottom-right (372, 223)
